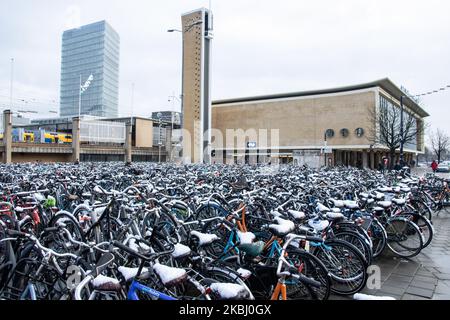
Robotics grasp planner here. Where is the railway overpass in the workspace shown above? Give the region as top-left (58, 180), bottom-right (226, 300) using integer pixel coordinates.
top-left (1, 110), bottom-right (175, 164)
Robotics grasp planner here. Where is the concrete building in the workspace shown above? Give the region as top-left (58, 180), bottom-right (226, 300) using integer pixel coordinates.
top-left (211, 78), bottom-right (428, 168)
top-left (181, 8), bottom-right (213, 164)
top-left (60, 21), bottom-right (120, 118)
top-left (1, 112), bottom-right (171, 163)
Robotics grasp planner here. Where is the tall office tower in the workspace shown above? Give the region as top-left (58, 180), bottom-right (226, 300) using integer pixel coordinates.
top-left (181, 8), bottom-right (213, 164)
top-left (60, 20), bottom-right (120, 118)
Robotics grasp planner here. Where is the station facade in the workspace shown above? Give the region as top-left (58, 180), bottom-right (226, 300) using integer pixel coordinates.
top-left (211, 78), bottom-right (428, 168)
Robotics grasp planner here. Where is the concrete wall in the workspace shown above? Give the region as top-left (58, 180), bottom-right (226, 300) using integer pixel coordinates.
top-left (135, 118), bottom-right (153, 148)
top-left (212, 90), bottom-right (376, 150)
top-left (12, 153), bottom-right (72, 163)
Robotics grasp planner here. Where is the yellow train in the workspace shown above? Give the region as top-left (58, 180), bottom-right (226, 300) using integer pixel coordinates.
top-left (44, 132), bottom-right (73, 144)
top-left (10, 129), bottom-right (72, 144)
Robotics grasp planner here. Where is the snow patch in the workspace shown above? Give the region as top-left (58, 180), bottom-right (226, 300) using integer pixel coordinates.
top-left (237, 231), bottom-right (256, 244)
top-left (118, 266), bottom-right (148, 281)
top-left (171, 243), bottom-right (191, 258)
top-left (190, 231), bottom-right (219, 246)
top-left (153, 263), bottom-right (187, 285)
top-left (210, 283), bottom-right (247, 299)
top-left (354, 293), bottom-right (396, 300)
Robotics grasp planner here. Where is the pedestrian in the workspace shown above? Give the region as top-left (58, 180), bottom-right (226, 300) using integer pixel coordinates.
top-left (431, 160), bottom-right (438, 173)
top-left (378, 161), bottom-right (385, 174)
top-left (394, 161), bottom-right (402, 171)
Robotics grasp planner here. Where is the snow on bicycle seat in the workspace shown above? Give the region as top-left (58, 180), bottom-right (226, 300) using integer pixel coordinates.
top-left (326, 212), bottom-right (345, 220)
top-left (317, 203), bottom-right (331, 212)
top-left (373, 206), bottom-right (385, 212)
top-left (374, 192), bottom-right (385, 200)
top-left (401, 187), bottom-right (411, 193)
top-left (269, 217), bottom-right (295, 237)
top-left (366, 199), bottom-right (375, 204)
top-left (288, 210), bottom-right (306, 220)
top-left (344, 200), bottom-right (359, 209)
top-left (153, 263), bottom-right (187, 287)
top-left (237, 231), bottom-right (256, 244)
top-left (190, 231), bottom-right (219, 246)
top-left (392, 198), bottom-right (406, 205)
top-left (118, 266), bottom-right (149, 282)
top-left (171, 243), bottom-right (191, 259)
top-left (378, 201), bottom-right (392, 208)
top-left (209, 283), bottom-right (250, 300)
top-left (378, 186), bottom-right (392, 192)
top-left (359, 193), bottom-right (369, 199)
top-left (330, 199), bottom-right (345, 208)
top-left (308, 219), bottom-right (330, 232)
top-left (92, 275), bottom-right (122, 291)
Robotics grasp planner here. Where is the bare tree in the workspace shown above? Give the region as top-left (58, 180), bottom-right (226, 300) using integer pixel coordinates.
top-left (369, 97), bottom-right (425, 170)
top-left (430, 129), bottom-right (449, 163)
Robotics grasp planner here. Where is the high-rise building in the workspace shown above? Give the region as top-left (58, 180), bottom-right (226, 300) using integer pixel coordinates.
top-left (60, 20), bottom-right (120, 118)
top-left (181, 8), bottom-right (213, 164)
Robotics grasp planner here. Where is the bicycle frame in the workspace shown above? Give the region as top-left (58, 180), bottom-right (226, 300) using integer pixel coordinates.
top-left (127, 280), bottom-right (177, 301)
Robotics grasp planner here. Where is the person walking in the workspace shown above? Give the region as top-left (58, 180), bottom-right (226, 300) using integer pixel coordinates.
top-left (378, 161), bottom-right (385, 174)
top-left (431, 160), bottom-right (438, 173)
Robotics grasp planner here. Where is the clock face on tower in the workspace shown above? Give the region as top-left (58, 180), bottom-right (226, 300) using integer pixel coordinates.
top-left (355, 128), bottom-right (365, 138)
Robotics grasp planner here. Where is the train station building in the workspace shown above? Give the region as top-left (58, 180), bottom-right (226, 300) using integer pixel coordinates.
top-left (211, 78), bottom-right (428, 168)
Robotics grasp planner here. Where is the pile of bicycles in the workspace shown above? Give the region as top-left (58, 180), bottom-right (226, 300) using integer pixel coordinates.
top-left (0, 163), bottom-right (439, 300)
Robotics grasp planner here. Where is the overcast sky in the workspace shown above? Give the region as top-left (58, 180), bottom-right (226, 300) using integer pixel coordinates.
top-left (0, 0), bottom-right (449, 142)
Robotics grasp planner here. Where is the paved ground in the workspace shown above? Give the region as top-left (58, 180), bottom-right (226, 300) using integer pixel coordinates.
top-left (333, 168), bottom-right (450, 300)
top-left (331, 211), bottom-right (450, 300)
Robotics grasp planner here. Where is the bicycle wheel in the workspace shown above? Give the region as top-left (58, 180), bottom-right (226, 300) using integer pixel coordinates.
top-left (385, 217), bottom-right (423, 258)
top-left (408, 200), bottom-right (433, 222)
top-left (368, 219), bottom-right (387, 258)
top-left (286, 248), bottom-right (331, 300)
top-left (399, 213), bottom-right (434, 249)
top-left (332, 230), bottom-right (372, 266)
top-left (202, 266), bottom-right (254, 300)
top-left (312, 239), bottom-right (368, 296)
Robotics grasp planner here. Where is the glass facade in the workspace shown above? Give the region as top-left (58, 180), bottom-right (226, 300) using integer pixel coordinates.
top-left (60, 21), bottom-right (120, 118)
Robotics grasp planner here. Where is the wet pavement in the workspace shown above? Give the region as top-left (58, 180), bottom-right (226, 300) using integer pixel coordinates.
top-left (332, 167), bottom-right (450, 300)
top-left (332, 209), bottom-right (450, 300)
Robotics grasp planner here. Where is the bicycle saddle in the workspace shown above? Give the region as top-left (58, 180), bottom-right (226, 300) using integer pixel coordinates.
top-left (392, 198), bottom-right (406, 206)
top-left (268, 217), bottom-right (295, 237)
top-left (317, 203), bottom-right (331, 213)
top-left (344, 200), bottom-right (359, 210)
top-left (92, 275), bottom-right (122, 292)
top-left (118, 266), bottom-right (149, 282)
top-left (326, 212), bottom-right (345, 220)
top-left (330, 199), bottom-right (345, 208)
top-left (190, 231), bottom-right (219, 246)
top-left (209, 283), bottom-right (251, 300)
top-left (153, 263), bottom-right (188, 287)
top-left (378, 201), bottom-right (392, 208)
top-left (238, 241), bottom-right (265, 257)
top-left (288, 210), bottom-right (306, 221)
top-left (308, 219), bottom-right (330, 232)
